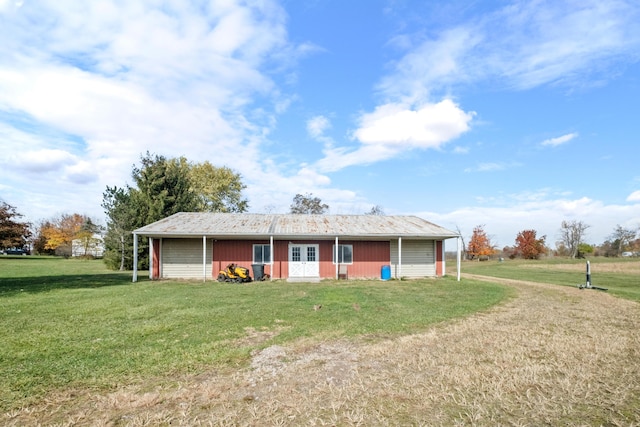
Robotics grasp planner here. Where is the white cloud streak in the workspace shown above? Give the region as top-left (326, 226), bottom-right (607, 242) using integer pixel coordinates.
top-left (542, 133), bottom-right (578, 147)
top-left (627, 190), bottom-right (640, 202)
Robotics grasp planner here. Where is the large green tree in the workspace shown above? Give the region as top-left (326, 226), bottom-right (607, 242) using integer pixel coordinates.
top-left (102, 153), bottom-right (248, 270)
top-left (0, 201), bottom-right (31, 250)
top-left (102, 186), bottom-right (137, 270)
top-left (132, 153), bottom-right (199, 225)
top-left (190, 162), bottom-right (248, 212)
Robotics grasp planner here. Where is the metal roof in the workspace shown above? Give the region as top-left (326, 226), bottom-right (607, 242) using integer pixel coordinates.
top-left (134, 213), bottom-right (459, 240)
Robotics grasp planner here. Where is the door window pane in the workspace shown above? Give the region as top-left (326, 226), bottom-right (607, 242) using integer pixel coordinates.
top-left (292, 246), bottom-right (301, 262)
top-left (307, 246), bottom-right (316, 262)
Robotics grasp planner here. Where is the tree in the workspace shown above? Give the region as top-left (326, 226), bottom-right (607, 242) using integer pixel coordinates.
top-left (0, 201), bottom-right (31, 250)
top-left (365, 205), bottom-right (385, 215)
top-left (75, 217), bottom-right (103, 257)
top-left (514, 229), bottom-right (547, 259)
top-left (559, 220), bottom-right (590, 259)
top-left (467, 225), bottom-right (495, 260)
top-left (102, 152), bottom-right (249, 270)
top-left (132, 153), bottom-right (199, 225)
top-left (289, 193), bottom-right (329, 214)
top-left (189, 162), bottom-right (248, 212)
top-left (608, 224), bottom-right (636, 256)
top-left (32, 220), bottom-right (54, 255)
top-left (102, 186), bottom-right (137, 270)
top-left (38, 213), bottom-right (94, 257)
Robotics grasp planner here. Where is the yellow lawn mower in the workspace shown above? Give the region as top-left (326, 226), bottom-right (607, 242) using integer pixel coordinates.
top-left (217, 263), bottom-right (252, 283)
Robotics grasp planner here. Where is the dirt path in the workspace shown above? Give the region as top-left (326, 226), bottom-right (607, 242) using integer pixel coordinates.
top-left (5, 277), bottom-right (640, 426)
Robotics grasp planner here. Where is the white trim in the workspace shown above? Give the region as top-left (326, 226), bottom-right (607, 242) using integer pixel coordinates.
top-left (398, 237), bottom-right (402, 279)
top-left (133, 233), bottom-right (138, 282)
top-left (270, 235), bottom-right (274, 280)
top-left (335, 236), bottom-right (339, 279)
top-left (457, 237), bottom-right (462, 281)
top-left (148, 237), bottom-right (153, 279)
top-left (202, 236), bottom-right (207, 281)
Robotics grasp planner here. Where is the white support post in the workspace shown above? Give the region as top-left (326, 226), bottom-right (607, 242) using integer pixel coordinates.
top-left (148, 237), bottom-right (153, 279)
top-left (132, 233), bottom-right (138, 282)
top-left (398, 237), bottom-right (402, 279)
top-left (203, 235), bottom-right (207, 282)
top-left (270, 235), bottom-right (274, 280)
top-left (335, 236), bottom-right (339, 279)
top-left (457, 236), bottom-right (462, 281)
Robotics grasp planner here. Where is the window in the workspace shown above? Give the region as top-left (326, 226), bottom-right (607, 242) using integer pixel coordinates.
top-left (332, 244), bottom-right (353, 264)
top-left (253, 244), bottom-right (271, 264)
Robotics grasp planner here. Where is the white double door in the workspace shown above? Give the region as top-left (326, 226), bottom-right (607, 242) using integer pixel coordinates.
top-left (288, 244), bottom-right (319, 278)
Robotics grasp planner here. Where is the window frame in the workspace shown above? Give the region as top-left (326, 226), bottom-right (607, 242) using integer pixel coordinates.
top-left (252, 244), bottom-right (272, 264)
top-left (332, 244), bottom-right (353, 265)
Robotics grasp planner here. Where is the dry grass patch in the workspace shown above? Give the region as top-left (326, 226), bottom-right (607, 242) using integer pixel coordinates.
top-left (5, 277), bottom-right (639, 426)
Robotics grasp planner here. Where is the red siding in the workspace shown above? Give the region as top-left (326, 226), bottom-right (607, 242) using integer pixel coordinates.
top-left (209, 239), bottom-right (391, 280)
top-left (435, 240), bottom-right (444, 276)
top-left (152, 239), bottom-right (160, 280)
top-left (330, 240), bottom-right (390, 278)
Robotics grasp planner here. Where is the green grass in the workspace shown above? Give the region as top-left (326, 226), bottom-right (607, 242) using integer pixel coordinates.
top-left (454, 256), bottom-right (640, 302)
top-left (0, 256), bottom-right (509, 411)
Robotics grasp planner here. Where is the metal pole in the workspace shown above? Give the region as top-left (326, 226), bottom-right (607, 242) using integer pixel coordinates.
top-left (132, 233), bottom-right (138, 282)
top-left (457, 236), bottom-right (462, 281)
top-left (586, 260), bottom-right (591, 288)
top-left (203, 235), bottom-right (207, 282)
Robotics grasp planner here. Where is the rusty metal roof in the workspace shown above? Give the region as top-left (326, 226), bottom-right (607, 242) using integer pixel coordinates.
top-left (134, 213), bottom-right (459, 240)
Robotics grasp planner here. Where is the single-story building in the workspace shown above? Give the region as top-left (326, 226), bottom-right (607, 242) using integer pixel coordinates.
top-left (71, 234), bottom-right (105, 258)
top-left (132, 213), bottom-right (462, 282)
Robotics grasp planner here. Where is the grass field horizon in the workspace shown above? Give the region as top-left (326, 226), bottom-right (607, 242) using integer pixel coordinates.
top-left (449, 255), bottom-right (640, 301)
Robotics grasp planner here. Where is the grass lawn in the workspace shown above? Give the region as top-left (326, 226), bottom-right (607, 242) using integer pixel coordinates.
top-left (452, 256), bottom-right (640, 302)
top-left (0, 256), bottom-right (509, 412)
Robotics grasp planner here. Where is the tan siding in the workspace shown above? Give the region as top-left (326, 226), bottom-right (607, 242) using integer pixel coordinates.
top-left (390, 240), bottom-right (436, 278)
top-left (162, 238), bottom-right (213, 280)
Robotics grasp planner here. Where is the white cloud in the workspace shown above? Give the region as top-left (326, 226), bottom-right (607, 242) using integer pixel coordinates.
top-left (382, 1), bottom-right (640, 97)
top-left (627, 190), bottom-right (640, 202)
top-left (453, 146), bottom-right (469, 154)
top-left (354, 100), bottom-right (474, 147)
top-left (314, 99), bottom-right (474, 172)
top-left (430, 193), bottom-right (640, 249)
top-left (464, 162), bottom-right (520, 173)
top-left (9, 149), bottom-right (77, 173)
top-left (0, 0), bottom-right (307, 221)
top-left (307, 115), bottom-right (331, 139)
top-left (542, 133), bottom-right (578, 147)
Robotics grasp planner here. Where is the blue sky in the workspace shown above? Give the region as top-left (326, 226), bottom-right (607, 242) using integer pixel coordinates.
top-left (1, 0), bottom-right (639, 249)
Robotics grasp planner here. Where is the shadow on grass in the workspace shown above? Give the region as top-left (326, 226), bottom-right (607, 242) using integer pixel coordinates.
top-left (0, 273), bottom-right (137, 296)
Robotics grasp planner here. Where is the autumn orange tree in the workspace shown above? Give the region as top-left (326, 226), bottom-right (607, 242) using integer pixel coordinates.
top-left (36, 213), bottom-right (96, 256)
top-left (514, 229), bottom-right (547, 259)
top-left (467, 225), bottom-right (495, 260)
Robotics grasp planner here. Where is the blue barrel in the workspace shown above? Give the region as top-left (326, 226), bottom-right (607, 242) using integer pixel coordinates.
top-left (381, 265), bottom-right (391, 280)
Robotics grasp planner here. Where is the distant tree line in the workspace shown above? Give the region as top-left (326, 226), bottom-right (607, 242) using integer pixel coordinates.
top-left (464, 220), bottom-right (640, 261)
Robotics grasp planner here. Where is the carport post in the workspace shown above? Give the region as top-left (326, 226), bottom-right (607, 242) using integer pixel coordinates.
top-left (148, 237), bottom-right (153, 279)
top-left (202, 235), bottom-right (207, 281)
top-left (456, 236), bottom-right (462, 281)
top-left (335, 236), bottom-right (339, 279)
top-left (132, 232), bottom-right (138, 283)
top-left (398, 237), bottom-right (402, 279)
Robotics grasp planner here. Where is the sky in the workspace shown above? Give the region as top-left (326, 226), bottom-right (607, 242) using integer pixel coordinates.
top-left (1, 0), bottom-right (640, 250)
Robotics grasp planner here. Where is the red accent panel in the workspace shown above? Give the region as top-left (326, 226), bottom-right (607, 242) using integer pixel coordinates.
top-left (435, 240), bottom-right (443, 276)
top-left (152, 239), bottom-right (160, 280)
